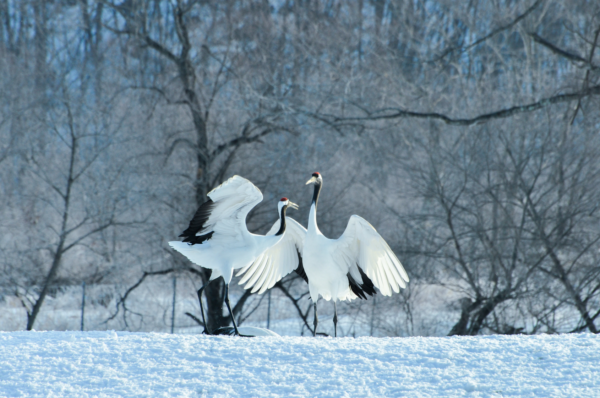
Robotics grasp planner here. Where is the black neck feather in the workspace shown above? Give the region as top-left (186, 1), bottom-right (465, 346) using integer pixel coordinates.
top-left (311, 182), bottom-right (321, 210)
top-left (275, 205), bottom-right (288, 236)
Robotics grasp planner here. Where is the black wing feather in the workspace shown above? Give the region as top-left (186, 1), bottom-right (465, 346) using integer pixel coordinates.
top-left (180, 199), bottom-right (215, 244)
top-left (348, 266), bottom-right (376, 300)
top-left (294, 250), bottom-right (309, 283)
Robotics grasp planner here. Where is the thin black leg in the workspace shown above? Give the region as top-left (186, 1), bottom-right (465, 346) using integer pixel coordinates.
top-left (313, 302), bottom-right (318, 337)
top-left (333, 301), bottom-right (338, 338)
top-left (197, 280), bottom-right (212, 335)
top-left (224, 284), bottom-right (241, 336)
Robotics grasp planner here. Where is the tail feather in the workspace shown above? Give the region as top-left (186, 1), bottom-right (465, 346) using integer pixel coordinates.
top-left (168, 241), bottom-right (210, 268)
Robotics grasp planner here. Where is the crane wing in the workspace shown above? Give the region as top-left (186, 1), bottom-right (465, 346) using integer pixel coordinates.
top-left (236, 217), bottom-right (306, 294)
top-left (179, 175), bottom-right (263, 244)
top-left (332, 215), bottom-right (409, 296)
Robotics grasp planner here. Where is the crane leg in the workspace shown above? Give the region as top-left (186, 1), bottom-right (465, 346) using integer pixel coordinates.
top-left (333, 301), bottom-right (338, 338)
top-left (224, 284), bottom-right (241, 336)
top-left (313, 302), bottom-right (319, 337)
top-left (197, 280), bottom-right (212, 335)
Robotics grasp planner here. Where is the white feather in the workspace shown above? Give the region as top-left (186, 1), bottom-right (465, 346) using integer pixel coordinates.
top-left (237, 217), bottom-right (306, 294)
top-left (169, 175), bottom-right (281, 285)
top-left (303, 203), bottom-right (409, 302)
top-left (330, 215), bottom-right (409, 297)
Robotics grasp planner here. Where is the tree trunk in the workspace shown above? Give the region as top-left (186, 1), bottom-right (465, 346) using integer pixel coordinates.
top-left (203, 271), bottom-right (229, 331)
top-left (448, 291), bottom-right (511, 336)
top-left (27, 124), bottom-right (77, 330)
top-left (27, 248), bottom-right (64, 330)
top-left (33, 0), bottom-right (48, 92)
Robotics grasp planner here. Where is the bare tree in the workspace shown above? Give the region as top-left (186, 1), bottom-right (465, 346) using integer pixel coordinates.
top-left (102, 0), bottom-right (306, 330)
top-left (0, 94), bottom-right (135, 329)
top-left (505, 127), bottom-right (600, 333)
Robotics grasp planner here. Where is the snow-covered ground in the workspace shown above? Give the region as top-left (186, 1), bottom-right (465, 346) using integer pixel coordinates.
top-left (1, 332), bottom-right (598, 397)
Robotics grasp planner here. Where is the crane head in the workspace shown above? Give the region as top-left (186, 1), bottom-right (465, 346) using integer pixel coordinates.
top-left (279, 197), bottom-right (299, 211)
top-left (305, 172), bottom-right (322, 186)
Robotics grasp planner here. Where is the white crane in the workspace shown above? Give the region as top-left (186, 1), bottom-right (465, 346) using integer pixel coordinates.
top-left (168, 175), bottom-right (298, 336)
top-left (239, 172), bottom-right (409, 337)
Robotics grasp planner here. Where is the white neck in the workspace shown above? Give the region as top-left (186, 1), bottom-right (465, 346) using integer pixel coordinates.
top-left (307, 202), bottom-right (321, 235)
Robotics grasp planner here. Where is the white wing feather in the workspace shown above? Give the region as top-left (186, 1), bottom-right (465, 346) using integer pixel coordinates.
top-left (237, 217), bottom-right (306, 294)
top-left (332, 215), bottom-right (408, 296)
top-left (201, 175), bottom-right (263, 241)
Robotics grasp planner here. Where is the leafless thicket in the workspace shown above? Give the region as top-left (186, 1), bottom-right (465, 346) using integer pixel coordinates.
top-left (1, 0), bottom-right (598, 335)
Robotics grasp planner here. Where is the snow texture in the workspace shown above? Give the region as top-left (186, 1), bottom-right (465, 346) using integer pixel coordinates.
top-left (0, 331), bottom-right (598, 397)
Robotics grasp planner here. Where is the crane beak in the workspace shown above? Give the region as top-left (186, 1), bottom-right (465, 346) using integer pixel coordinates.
top-left (288, 201), bottom-right (299, 210)
top-left (306, 176), bottom-right (318, 185)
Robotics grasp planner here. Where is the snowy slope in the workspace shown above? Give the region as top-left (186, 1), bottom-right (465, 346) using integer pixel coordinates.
top-left (1, 332), bottom-right (598, 397)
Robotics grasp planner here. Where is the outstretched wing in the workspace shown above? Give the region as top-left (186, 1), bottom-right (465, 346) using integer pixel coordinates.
top-left (332, 215), bottom-right (409, 296)
top-left (179, 175), bottom-right (263, 244)
top-left (236, 217), bottom-right (306, 293)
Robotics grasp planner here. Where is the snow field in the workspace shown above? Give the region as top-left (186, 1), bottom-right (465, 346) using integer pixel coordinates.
top-left (0, 331), bottom-right (598, 397)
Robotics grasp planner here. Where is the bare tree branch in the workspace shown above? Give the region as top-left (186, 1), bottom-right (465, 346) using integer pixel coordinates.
top-left (571, 26), bottom-right (600, 123)
top-left (306, 85), bottom-right (600, 128)
top-left (185, 312), bottom-right (205, 327)
top-left (211, 127), bottom-right (282, 159)
top-left (530, 32), bottom-right (599, 70)
top-left (275, 280), bottom-right (313, 335)
top-left (431, 0), bottom-right (542, 63)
